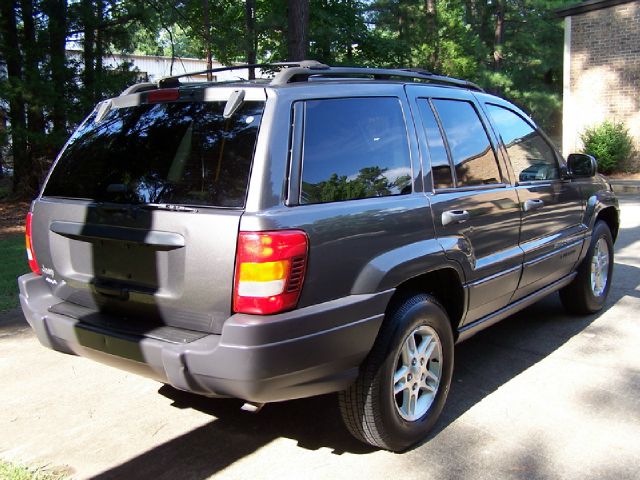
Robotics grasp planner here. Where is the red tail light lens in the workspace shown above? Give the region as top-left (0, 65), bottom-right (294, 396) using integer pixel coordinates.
top-left (233, 230), bottom-right (308, 315)
top-left (25, 212), bottom-right (41, 275)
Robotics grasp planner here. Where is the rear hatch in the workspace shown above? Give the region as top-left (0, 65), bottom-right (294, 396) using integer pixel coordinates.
top-left (30, 86), bottom-right (266, 334)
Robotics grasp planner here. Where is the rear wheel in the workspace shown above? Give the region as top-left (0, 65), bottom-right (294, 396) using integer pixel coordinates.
top-left (560, 220), bottom-right (614, 314)
top-left (339, 293), bottom-right (454, 451)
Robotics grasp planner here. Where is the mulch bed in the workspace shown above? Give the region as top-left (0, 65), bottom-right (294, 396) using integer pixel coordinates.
top-left (0, 201), bottom-right (30, 239)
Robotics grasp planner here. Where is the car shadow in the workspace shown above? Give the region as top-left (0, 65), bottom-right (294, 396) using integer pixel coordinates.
top-left (88, 213), bottom-right (640, 479)
top-left (92, 255), bottom-right (640, 480)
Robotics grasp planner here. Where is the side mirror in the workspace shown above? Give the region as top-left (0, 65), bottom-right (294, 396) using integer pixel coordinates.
top-left (567, 153), bottom-right (597, 178)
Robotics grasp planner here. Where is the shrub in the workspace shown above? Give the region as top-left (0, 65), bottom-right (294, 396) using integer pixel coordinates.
top-left (580, 120), bottom-right (634, 174)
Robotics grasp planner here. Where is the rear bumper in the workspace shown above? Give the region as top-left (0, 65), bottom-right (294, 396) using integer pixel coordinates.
top-left (19, 273), bottom-right (391, 403)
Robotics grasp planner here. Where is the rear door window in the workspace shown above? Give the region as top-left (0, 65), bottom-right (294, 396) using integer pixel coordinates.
top-left (416, 99), bottom-right (454, 189)
top-left (300, 97), bottom-right (412, 204)
top-left (43, 100), bottom-right (264, 208)
top-left (432, 99), bottom-right (502, 187)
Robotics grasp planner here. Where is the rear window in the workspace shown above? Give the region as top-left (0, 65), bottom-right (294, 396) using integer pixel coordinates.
top-left (43, 100), bottom-right (264, 208)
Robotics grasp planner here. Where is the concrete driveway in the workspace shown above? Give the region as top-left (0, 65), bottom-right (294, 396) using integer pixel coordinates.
top-left (1, 197), bottom-right (639, 480)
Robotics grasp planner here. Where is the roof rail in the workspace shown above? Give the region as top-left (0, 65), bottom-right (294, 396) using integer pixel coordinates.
top-left (271, 65), bottom-right (484, 91)
top-left (155, 60), bottom-right (329, 88)
top-left (119, 82), bottom-right (158, 96)
top-left (120, 61), bottom-right (483, 95)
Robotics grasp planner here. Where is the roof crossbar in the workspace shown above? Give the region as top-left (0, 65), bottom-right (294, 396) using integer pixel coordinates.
top-left (155, 60), bottom-right (330, 88)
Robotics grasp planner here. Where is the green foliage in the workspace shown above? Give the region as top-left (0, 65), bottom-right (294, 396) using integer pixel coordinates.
top-left (0, 460), bottom-right (67, 480)
top-left (580, 121), bottom-right (634, 174)
top-left (1, 0), bottom-right (579, 197)
top-left (0, 234), bottom-right (30, 312)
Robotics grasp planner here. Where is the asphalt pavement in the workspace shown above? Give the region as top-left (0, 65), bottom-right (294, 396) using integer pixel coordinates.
top-left (1, 196), bottom-right (639, 480)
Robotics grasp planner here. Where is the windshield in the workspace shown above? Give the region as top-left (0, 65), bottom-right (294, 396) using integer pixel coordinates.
top-left (43, 100), bottom-right (264, 208)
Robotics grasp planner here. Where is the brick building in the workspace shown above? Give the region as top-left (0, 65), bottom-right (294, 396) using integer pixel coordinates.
top-left (557, 0), bottom-right (639, 168)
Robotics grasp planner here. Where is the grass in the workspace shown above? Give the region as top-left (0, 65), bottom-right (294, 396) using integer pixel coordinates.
top-left (0, 234), bottom-right (29, 312)
top-left (0, 460), bottom-right (67, 480)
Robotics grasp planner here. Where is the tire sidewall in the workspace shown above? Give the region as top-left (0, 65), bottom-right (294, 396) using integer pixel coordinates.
top-left (582, 221), bottom-right (614, 311)
top-left (375, 298), bottom-right (454, 450)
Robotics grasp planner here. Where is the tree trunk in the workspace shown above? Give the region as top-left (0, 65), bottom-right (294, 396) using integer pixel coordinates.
top-left (95, 0), bottom-right (104, 99)
top-left (166, 26), bottom-right (175, 76)
top-left (245, 0), bottom-right (256, 79)
top-left (0, 112), bottom-right (5, 178)
top-left (43, 0), bottom-right (68, 137)
top-left (493, 0), bottom-right (505, 72)
top-left (287, 0), bottom-right (309, 61)
top-left (20, 0), bottom-right (46, 191)
top-left (425, 0), bottom-right (438, 69)
top-left (81, 0), bottom-right (96, 110)
top-left (203, 0), bottom-right (213, 80)
top-left (0, 0), bottom-right (31, 194)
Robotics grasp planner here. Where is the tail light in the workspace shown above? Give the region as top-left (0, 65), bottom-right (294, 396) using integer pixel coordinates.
top-left (234, 230), bottom-right (308, 315)
top-left (25, 212), bottom-right (41, 275)
top-left (147, 88), bottom-right (179, 103)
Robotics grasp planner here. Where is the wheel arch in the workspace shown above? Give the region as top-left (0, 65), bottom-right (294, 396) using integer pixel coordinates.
top-left (585, 191), bottom-right (619, 242)
top-left (384, 268), bottom-right (466, 340)
top-left (596, 206), bottom-right (619, 242)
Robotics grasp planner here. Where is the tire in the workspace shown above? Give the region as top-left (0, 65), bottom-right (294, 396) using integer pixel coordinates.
top-left (560, 220), bottom-right (614, 314)
top-left (339, 293), bottom-right (454, 451)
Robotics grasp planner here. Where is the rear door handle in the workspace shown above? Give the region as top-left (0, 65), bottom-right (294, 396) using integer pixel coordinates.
top-left (442, 210), bottom-right (470, 226)
top-left (523, 199), bottom-right (545, 212)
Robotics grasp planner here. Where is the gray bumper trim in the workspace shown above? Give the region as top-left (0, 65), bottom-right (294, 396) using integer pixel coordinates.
top-left (19, 273), bottom-right (392, 402)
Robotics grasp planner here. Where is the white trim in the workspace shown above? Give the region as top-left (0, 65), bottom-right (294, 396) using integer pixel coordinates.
top-left (237, 279), bottom-right (286, 297)
top-left (562, 16), bottom-right (573, 157)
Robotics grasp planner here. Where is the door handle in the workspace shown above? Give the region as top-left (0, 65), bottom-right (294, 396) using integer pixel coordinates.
top-left (523, 199), bottom-right (544, 212)
top-left (442, 210), bottom-right (470, 226)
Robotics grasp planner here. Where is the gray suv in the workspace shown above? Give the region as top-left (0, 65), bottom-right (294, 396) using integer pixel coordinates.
top-left (19, 62), bottom-right (619, 451)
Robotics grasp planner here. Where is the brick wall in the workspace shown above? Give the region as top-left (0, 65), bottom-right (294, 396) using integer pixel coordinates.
top-left (564, 1), bottom-right (640, 170)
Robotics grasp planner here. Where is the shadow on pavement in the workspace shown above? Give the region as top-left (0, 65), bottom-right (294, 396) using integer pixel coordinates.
top-left (93, 266), bottom-right (638, 480)
top-left (67, 218), bottom-right (640, 478)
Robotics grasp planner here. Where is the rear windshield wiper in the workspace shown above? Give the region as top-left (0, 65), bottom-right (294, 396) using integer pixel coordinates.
top-left (137, 203), bottom-right (199, 213)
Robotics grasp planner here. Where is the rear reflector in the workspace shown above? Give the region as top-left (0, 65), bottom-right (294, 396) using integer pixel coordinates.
top-left (147, 88), bottom-right (180, 103)
top-left (25, 212), bottom-right (41, 275)
top-left (234, 230), bottom-right (308, 315)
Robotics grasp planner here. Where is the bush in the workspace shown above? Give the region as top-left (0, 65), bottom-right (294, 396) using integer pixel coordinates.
top-left (580, 120), bottom-right (634, 174)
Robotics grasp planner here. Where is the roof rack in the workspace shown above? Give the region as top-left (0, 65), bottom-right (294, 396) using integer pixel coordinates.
top-left (270, 65), bottom-right (484, 91)
top-left (121, 60), bottom-right (483, 95)
top-left (155, 60), bottom-right (329, 89)
top-left (119, 82), bottom-right (158, 96)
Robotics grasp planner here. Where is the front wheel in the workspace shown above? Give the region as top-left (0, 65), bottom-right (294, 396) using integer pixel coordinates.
top-left (560, 220), bottom-right (614, 314)
top-left (339, 294), bottom-right (454, 451)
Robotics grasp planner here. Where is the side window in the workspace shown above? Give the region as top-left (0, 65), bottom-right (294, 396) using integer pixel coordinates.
top-left (417, 99), bottom-right (453, 189)
top-left (300, 97), bottom-right (412, 204)
top-left (432, 99), bottom-right (502, 187)
top-left (486, 104), bottom-right (559, 182)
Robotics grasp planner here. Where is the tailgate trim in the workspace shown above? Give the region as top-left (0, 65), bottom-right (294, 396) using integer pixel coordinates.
top-left (50, 221), bottom-right (185, 248)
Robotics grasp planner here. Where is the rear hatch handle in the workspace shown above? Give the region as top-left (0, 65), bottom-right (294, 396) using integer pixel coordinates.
top-left (50, 221), bottom-right (185, 248)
